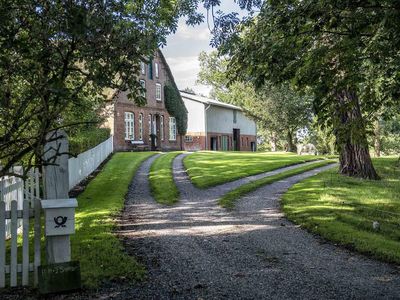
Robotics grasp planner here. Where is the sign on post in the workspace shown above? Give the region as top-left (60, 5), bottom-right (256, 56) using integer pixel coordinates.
top-left (41, 199), bottom-right (77, 236)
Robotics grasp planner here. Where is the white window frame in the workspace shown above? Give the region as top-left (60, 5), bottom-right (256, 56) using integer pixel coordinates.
top-left (169, 117), bottom-right (176, 141)
top-left (139, 113), bottom-right (143, 141)
top-left (160, 115), bottom-right (164, 141)
top-left (140, 80), bottom-right (146, 97)
top-left (140, 62), bottom-right (146, 74)
top-left (156, 83), bottom-right (162, 101)
top-left (155, 62), bottom-right (159, 78)
top-left (124, 112), bottom-right (134, 140)
top-left (185, 135), bottom-right (193, 142)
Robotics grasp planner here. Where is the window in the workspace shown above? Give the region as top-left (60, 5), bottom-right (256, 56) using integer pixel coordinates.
top-left (156, 83), bottom-right (162, 101)
top-left (124, 112), bottom-right (134, 140)
top-left (160, 115), bottom-right (164, 141)
top-left (140, 80), bottom-right (146, 97)
top-left (148, 58), bottom-right (153, 80)
top-left (139, 113), bottom-right (143, 140)
top-left (153, 115), bottom-right (157, 136)
top-left (169, 117), bottom-right (176, 141)
top-left (233, 110), bottom-right (237, 123)
top-left (185, 136), bottom-right (193, 143)
top-left (148, 114), bottom-right (152, 139)
top-left (155, 62), bottom-right (159, 78)
top-left (140, 62), bottom-right (146, 74)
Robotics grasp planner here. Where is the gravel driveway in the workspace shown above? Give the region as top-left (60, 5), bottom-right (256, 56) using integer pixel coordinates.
top-left (110, 154), bottom-right (400, 299)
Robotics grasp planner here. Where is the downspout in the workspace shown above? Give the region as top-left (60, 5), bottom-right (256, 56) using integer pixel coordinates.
top-left (204, 103), bottom-right (211, 150)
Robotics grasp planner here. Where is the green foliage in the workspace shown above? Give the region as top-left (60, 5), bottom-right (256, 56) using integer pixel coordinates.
top-left (73, 152), bottom-right (156, 287)
top-left (282, 158), bottom-right (400, 264)
top-left (183, 151), bottom-right (323, 188)
top-left (305, 118), bottom-right (337, 155)
top-left (380, 115), bottom-right (400, 155)
top-left (219, 160), bottom-right (335, 209)
top-left (164, 84), bottom-right (188, 136)
top-left (69, 127), bottom-right (110, 156)
top-left (149, 152), bottom-right (184, 205)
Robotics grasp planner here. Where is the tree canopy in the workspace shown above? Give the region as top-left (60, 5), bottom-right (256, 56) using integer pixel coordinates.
top-left (216, 1), bottom-right (400, 179)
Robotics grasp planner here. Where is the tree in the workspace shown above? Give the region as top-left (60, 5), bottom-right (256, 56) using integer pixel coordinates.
top-left (222, 1), bottom-right (400, 179)
top-left (0, 0), bottom-right (203, 177)
top-left (197, 51), bottom-right (312, 152)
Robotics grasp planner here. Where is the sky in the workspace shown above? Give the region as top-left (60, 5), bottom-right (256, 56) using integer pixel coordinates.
top-left (163, 2), bottom-right (244, 97)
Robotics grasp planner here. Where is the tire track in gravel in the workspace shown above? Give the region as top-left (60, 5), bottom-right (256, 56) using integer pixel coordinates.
top-left (108, 153), bottom-right (400, 299)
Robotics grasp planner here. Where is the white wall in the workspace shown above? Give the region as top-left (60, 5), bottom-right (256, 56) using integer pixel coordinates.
top-left (206, 106), bottom-right (256, 135)
top-left (182, 98), bottom-right (206, 133)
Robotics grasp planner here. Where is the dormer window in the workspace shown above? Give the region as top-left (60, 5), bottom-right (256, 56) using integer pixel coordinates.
top-left (155, 62), bottom-right (159, 78)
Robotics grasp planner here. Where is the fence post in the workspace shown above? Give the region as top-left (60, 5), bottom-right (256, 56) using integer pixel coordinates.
top-left (43, 130), bottom-right (71, 263)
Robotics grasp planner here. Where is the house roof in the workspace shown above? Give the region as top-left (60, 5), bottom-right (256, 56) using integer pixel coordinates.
top-left (180, 91), bottom-right (242, 111)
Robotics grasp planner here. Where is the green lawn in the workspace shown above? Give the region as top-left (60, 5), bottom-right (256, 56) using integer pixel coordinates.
top-left (219, 160), bottom-right (335, 209)
top-left (149, 151), bottom-right (184, 205)
top-left (72, 152), bottom-right (156, 287)
top-left (184, 151), bottom-right (323, 188)
top-left (282, 157), bottom-right (400, 264)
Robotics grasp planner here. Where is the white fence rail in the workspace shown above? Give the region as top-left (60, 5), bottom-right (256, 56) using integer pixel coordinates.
top-left (0, 168), bottom-right (40, 237)
top-left (68, 136), bottom-right (113, 190)
top-left (0, 168), bottom-right (41, 288)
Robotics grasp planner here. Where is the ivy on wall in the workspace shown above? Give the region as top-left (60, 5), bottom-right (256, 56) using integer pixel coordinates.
top-left (164, 84), bottom-right (188, 136)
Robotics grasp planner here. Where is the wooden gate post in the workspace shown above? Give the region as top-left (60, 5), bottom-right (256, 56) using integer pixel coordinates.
top-left (43, 130), bottom-right (71, 263)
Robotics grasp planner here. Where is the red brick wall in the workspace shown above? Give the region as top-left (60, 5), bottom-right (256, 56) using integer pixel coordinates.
top-left (182, 132), bottom-right (206, 151)
top-left (183, 131), bottom-right (256, 151)
top-left (110, 51), bottom-right (181, 151)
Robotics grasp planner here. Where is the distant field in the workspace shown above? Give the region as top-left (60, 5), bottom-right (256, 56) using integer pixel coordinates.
top-left (183, 151), bottom-right (323, 188)
top-left (282, 157), bottom-right (400, 264)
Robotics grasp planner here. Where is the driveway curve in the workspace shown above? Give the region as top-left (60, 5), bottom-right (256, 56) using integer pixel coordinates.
top-left (113, 153), bottom-right (400, 299)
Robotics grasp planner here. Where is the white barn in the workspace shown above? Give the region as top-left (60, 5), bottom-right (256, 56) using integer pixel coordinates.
top-left (181, 91), bottom-right (257, 151)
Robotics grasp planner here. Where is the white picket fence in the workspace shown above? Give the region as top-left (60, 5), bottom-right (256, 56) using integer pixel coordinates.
top-left (0, 168), bottom-right (41, 287)
top-left (68, 136), bottom-right (113, 190)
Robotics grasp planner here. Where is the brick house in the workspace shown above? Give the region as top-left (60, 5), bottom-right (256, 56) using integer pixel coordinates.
top-left (104, 50), bottom-right (182, 151)
top-left (181, 91), bottom-right (257, 151)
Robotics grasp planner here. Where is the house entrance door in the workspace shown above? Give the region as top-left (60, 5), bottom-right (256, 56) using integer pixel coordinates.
top-left (153, 115), bottom-right (159, 148)
top-left (233, 129), bottom-right (240, 151)
top-left (210, 137), bottom-right (218, 150)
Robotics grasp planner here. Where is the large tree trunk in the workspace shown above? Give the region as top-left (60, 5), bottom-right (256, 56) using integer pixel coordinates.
top-left (286, 130), bottom-right (297, 153)
top-left (335, 90), bottom-right (379, 180)
top-left (373, 119), bottom-right (381, 157)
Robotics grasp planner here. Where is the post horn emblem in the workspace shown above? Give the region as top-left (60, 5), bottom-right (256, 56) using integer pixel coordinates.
top-left (54, 216), bottom-right (68, 228)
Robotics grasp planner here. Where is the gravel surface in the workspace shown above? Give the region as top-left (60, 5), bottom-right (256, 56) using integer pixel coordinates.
top-left (103, 153), bottom-right (400, 299)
